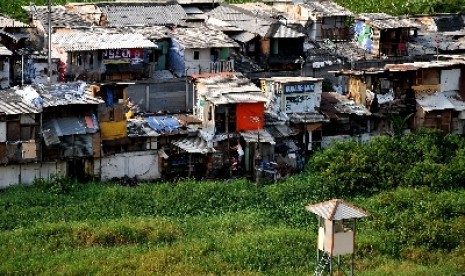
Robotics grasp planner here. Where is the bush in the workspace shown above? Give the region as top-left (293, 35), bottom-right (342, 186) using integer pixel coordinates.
top-left (33, 174), bottom-right (79, 195)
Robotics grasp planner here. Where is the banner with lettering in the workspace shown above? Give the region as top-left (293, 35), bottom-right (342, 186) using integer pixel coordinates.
top-left (102, 49), bottom-right (144, 65)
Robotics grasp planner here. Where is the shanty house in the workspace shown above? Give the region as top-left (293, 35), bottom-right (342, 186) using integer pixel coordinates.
top-left (51, 29), bottom-right (157, 82)
top-left (354, 13), bottom-right (418, 57)
top-left (274, 0), bottom-right (353, 42)
top-left (193, 72), bottom-right (272, 179)
top-left (260, 76), bottom-right (327, 153)
top-left (207, 4), bottom-right (306, 71)
top-left (169, 25), bottom-right (238, 77)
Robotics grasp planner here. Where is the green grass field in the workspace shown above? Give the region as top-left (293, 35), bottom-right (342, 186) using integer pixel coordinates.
top-left (1, 176), bottom-right (464, 275)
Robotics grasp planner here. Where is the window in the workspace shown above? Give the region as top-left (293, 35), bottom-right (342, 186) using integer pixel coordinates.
top-left (193, 51), bottom-right (200, 60)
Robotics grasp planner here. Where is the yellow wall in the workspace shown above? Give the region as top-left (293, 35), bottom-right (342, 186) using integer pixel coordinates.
top-left (349, 78), bottom-right (367, 105)
top-left (100, 120), bottom-right (127, 140)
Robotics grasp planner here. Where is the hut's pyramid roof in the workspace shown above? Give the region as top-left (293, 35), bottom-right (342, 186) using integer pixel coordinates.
top-left (305, 199), bottom-right (370, 221)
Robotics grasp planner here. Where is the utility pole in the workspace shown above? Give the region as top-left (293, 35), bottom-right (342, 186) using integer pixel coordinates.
top-left (47, 0), bottom-right (52, 83)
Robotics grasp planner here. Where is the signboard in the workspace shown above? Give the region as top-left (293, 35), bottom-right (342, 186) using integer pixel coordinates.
top-left (283, 82), bottom-right (314, 94)
top-left (103, 49), bottom-right (144, 65)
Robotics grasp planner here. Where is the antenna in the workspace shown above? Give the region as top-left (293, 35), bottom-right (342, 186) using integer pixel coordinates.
top-left (47, 0), bottom-right (52, 83)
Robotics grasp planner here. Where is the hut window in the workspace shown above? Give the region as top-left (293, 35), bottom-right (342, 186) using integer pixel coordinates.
top-left (193, 51), bottom-right (200, 60)
top-left (335, 219), bottom-right (353, 233)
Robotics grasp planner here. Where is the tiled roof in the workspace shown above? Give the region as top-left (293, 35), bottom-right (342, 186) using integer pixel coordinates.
top-left (300, 0), bottom-right (353, 17)
top-left (306, 198), bottom-right (370, 220)
top-left (357, 13), bottom-right (419, 29)
top-left (52, 30), bottom-right (157, 51)
top-left (0, 15), bottom-right (28, 28)
top-left (27, 6), bottom-right (93, 30)
top-left (98, 4), bottom-right (186, 26)
top-left (171, 26), bottom-right (238, 49)
top-left (207, 4), bottom-right (304, 38)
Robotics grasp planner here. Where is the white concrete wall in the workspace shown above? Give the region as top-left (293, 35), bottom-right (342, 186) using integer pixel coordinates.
top-left (441, 68), bottom-right (460, 92)
top-left (96, 150), bottom-right (160, 181)
top-left (0, 162), bottom-right (66, 189)
top-left (0, 122), bottom-right (6, 142)
top-left (184, 48), bottom-right (210, 75)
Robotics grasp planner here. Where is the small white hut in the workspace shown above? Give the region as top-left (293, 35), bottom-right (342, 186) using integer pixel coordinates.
top-left (306, 198), bottom-right (370, 275)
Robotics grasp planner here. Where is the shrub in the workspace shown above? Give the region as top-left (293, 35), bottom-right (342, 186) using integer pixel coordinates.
top-left (33, 174), bottom-right (79, 195)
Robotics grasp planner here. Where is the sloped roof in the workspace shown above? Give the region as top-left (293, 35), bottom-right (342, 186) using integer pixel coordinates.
top-left (321, 92), bottom-right (371, 117)
top-left (172, 136), bottom-right (213, 154)
top-left (171, 26), bottom-right (238, 49)
top-left (195, 73), bottom-right (267, 105)
top-left (0, 15), bottom-right (28, 27)
top-left (52, 30), bottom-right (157, 51)
top-left (207, 4), bottom-right (304, 38)
top-left (26, 5), bottom-right (93, 30)
top-left (357, 13), bottom-right (419, 29)
top-left (98, 3), bottom-right (186, 26)
top-left (0, 89), bottom-right (39, 115)
top-left (240, 129), bottom-right (275, 144)
top-left (0, 45), bottom-right (12, 56)
top-left (1, 83), bottom-right (103, 115)
top-left (416, 91), bottom-right (465, 112)
top-left (306, 198), bottom-right (370, 220)
top-left (300, 0), bottom-right (353, 17)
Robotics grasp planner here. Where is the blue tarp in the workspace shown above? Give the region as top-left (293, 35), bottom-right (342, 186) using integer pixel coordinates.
top-left (145, 116), bottom-right (182, 134)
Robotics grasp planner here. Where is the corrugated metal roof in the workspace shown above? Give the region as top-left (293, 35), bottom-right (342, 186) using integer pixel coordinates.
top-left (305, 199), bottom-right (370, 220)
top-left (27, 5), bottom-right (92, 30)
top-left (266, 23), bottom-right (305, 38)
top-left (0, 93), bottom-right (39, 115)
top-left (265, 124), bottom-right (295, 138)
top-left (0, 30), bottom-right (29, 42)
top-left (99, 4), bottom-right (186, 26)
top-left (0, 15), bottom-right (29, 28)
top-left (52, 30), bottom-right (157, 51)
top-left (42, 117), bottom-right (87, 136)
top-left (171, 26), bottom-right (238, 49)
top-left (231, 31), bottom-right (257, 43)
top-left (196, 74), bottom-right (267, 104)
top-left (240, 129), bottom-right (275, 144)
top-left (288, 112), bottom-right (328, 123)
top-left (300, 1), bottom-right (353, 17)
top-left (172, 136), bottom-right (213, 154)
top-left (358, 13), bottom-right (419, 29)
top-left (416, 91), bottom-right (465, 112)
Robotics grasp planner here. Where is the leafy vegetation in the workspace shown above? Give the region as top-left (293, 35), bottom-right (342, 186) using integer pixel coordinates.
top-left (3, 0), bottom-right (465, 23)
top-left (0, 130), bottom-right (464, 274)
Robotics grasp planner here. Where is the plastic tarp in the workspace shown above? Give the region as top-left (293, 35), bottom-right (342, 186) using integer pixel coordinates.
top-left (236, 102), bottom-right (264, 131)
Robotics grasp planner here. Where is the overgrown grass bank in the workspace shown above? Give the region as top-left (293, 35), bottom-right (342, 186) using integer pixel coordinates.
top-left (1, 130), bottom-right (465, 274)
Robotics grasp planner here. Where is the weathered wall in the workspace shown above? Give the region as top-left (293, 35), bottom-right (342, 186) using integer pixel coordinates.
top-left (126, 80), bottom-right (193, 113)
top-left (96, 150), bottom-right (160, 181)
top-left (0, 161), bottom-right (67, 188)
top-left (441, 68), bottom-right (460, 91)
top-left (0, 59), bottom-right (9, 89)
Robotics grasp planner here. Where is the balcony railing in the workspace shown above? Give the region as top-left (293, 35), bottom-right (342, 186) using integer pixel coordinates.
top-left (210, 60), bottom-right (234, 73)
